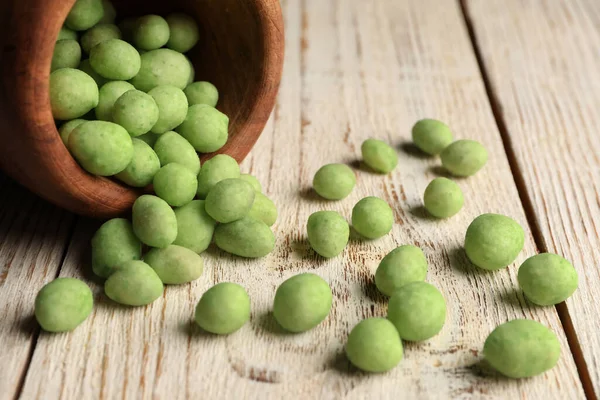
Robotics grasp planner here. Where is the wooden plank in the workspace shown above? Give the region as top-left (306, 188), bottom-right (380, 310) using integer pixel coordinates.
top-left (20, 0), bottom-right (584, 398)
top-left (0, 174), bottom-right (74, 400)
top-left (464, 0), bottom-right (600, 395)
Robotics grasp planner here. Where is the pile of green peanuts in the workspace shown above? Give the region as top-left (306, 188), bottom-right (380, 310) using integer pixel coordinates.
top-left (52, 0), bottom-right (226, 191)
top-left (36, 10), bottom-right (579, 380)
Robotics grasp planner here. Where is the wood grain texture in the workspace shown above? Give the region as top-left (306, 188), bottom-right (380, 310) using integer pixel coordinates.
top-left (17, 0), bottom-right (585, 398)
top-left (0, 0), bottom-right (283, 219)
top-left (465, 0), bottom-right (600, 394)
top-left (0, 174), bottom-right (75, 399)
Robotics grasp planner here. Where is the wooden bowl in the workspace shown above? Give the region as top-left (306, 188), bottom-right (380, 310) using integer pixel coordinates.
top-left (0, 0), bottom-right (283, 218)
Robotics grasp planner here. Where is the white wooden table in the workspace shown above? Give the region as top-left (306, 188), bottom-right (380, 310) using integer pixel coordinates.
top-left (1, 0), bottom-right (599, 398)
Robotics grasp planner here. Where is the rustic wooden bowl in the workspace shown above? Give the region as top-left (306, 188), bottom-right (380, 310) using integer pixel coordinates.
top-left (0, 0), bottom-right (283, 218)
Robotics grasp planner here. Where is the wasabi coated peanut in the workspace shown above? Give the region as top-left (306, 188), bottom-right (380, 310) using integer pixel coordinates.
top-left (153, 163), bottom-right (198, 207)
top-left (132, 15), bottom-right (170, 51)
top-left (153, 131), bottom-right (200, 174)
top-left (352, 196), bottom-right (394, 239)
top-left (50, 68), bottom-right (99, 120)
top-left (95, 81), bottom-right (135, 121)
top-left (423, 177), bottom-right (464, 219)
top-left (441, 139), bottom-right (488, 177)
top-left (196, 154), bottom-right (240, 198)
top-left (195, 282), bottom-right (251, 334)
top-left (91, 218), bottom-right (141, 278)
top-left (173, 200), bottom-right (217, 254)
top-left (137, 132), bottom-right (161, 147)
top-left (65, 0), bottom-right (104, 31)
top-left (115, 139), bottom-right (161, 187)
top-left (387, 281), bottom-right (446, 341)
top-left (346, 318), bottom-right (403, 373)
top-left (186, 56), bottom-right (195, 86)
top-left (205, 178), bottom-right (255, 223)
top-left (484, 319), bottom-right (560, 378)
top-left (307, 211), bottom-right (349, 258)
top-left (68, 121), bottom-right (133, 176)
top-left (131, 49), bottom-right (191, 92)
top-left (240, 174), bottom-right (262, 192)
top-left (112, 89), bottom-right (159, 136)
top-left (273, 273), bottom-right (332, 333)
top-left (214, 217), bottom-right (275, 258)
top-left (148, 85), bottom-right (189, 134)
top-left (166, 13), bottom-right (199, 53)
top-left (99, 0), bottom-right (116, 24)
top-left (51, 40), bottom-right (82, 72)
top-left (184, 81), bottom-right (219, 107)
top-left (132, 195), bottom-right (178, 248)
top-left (58, 26), bottom-right (78, 41)
top-left (361, 138), bottom-right (398, 173)
top-left (144, 245), bottom-right (204, 284)
top-left (58, 119), bottom-right (86, 145)
top-left (375, 245), bottom-right (428, 296)
top-left (35, 278), bottom-right (93, 332)
top-left (465, 213), bottom-right (525, 270)
top-left (80, 23), bottom-right (121, 54)
top-left (517, 253), bottom-right (578, 306)
top-left (411, 119), bottom-right (453, 155)
top-left (312, 163), bottom-right (356, 200)
top-left (176, 104), bottom-right (229, 153)
top-left (79, 59), bottom-right (107, 87)
top-left (105, 260), bottom-right (164, 306)
top-left (247, 192), bottom-right (278, 226)
top-left (90, 39), bottom-right (141, 80)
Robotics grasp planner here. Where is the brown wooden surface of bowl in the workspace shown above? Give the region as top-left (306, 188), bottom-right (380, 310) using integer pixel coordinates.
top-left (0, 0), bottom-right (284, 218)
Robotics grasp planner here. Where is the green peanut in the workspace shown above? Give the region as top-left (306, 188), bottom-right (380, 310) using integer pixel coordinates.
top-left (205, 178), bottom-right (255, 223)
top-left (91, 218), bottom-right (141, 278)
top-left (484, 319), bottom-right (560, 378)
top-left (132, 15), bottom-right (170, 51)
top-left (104, 260), bottom-right (164, 306)
top-left (518, 253), bottom-right (578, 306)
top-left (441, 139), bottom-right (488, 177)
top-left (214, 217), bottom-right (274, 258)
top-left (375, 245), bottom-right (428, 296)
top-left (58, 26), bottom-right (78, 41)
top-left (312, 163), bottom-right (356, 200)
top-left (351, 196), bottom-right (393, 239)
top-left (423, 177), bottom-right (464, 219)
top-left (51, 40), bottom-right (82, 72)
top-left (115, 138), bottom-right (161, 187)
top-left (80, 23), bottom-right (121, 54)
top-left (153, 163), bottom-right (198, 207)
top-left (196, 154), bottom-right (240, 198)
top-left (50, 68), bottom-right (99, 120)
top-left (35, 278), bottom-right (93, 332)
top-left (130, 49), bottom-right (191, 92)
top-left (194, 282), bottom-right (251, 334)
top-left (148, 85), bottom-right (189, 134)
top-left (176, 104), bottom-right (229, 153)
top-left (132, 195), bottom-right (178, 248)
top-left (112, 89), bottom-right (159, 137)
top-left (346, 318), bottom-right (403, 372)
top-left (361, 138), bottom-right (398, 173)
top-left (95, 81), bottom-right (136, 121)
top-left (307, 211), bottom-right (349, 258)
top-left (173, 200), bottom-right (217, 254)
top-left (465, 213), bottom-right (525, 270)
top-left (273, 273), bottom-right (332, 333)
top-left (65, 0), bottom-right (104, 31)
top-left (165, 13), bottom-right (199, 53)
top-left (68, 121), bottom-right (133, 176)
top-left (183, 81), bottom-right (218, 107)
top-left (247, 192), bottom-right (277, 226)
top-left (387, 282), bottom-right (446, 341)
top-left (58, 119), bottom-right (87, 146)
top-left (153, 131), bottom-right (200, 175)
top-left (89, 39), bottom-right (141, 80)
top-left (411, 119), bottom-right (453, 155)
top-left (144, 245), bottom-right (203, 284)
top-left (240, 174), bottom-right (262, 192)
top-left (99, 0), bottom-right (116, 24)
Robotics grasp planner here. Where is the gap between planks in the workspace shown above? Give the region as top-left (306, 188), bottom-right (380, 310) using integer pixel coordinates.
top-left (458, 0), bottom-right (596, 398)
